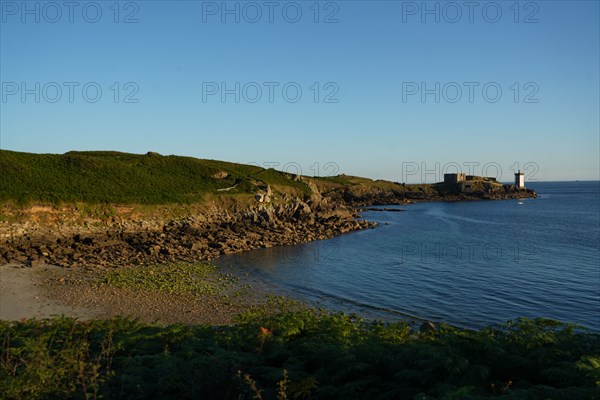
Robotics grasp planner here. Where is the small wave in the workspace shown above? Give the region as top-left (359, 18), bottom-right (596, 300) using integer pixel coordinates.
top-left (424, 207), bottom-right (506, 226)
top-left (285, 284), bottom-right (430, 322)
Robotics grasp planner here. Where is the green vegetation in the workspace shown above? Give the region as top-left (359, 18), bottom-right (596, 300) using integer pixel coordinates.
top-left (0, 150), bottom-right (309, 204)
top-left (313, 174), bottom-right (434, 195)
top-left (1, 314), bottom-right (598, 399)
top-left (98, 263), bottom-right (243, 297)
top-left (96, 262), bottom-right (307, 316)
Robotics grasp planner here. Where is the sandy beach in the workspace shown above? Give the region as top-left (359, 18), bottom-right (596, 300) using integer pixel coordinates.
top-left (0, 262), bottom-right (299, 325)
top-left (0, 264), bottom-right (100, 321)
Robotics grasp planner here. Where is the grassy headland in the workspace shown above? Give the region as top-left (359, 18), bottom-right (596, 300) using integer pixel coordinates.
top-left (0, 150), bottom-right (535, 269)
top-left (0, 149), bottom-right (534, 209)
top-left (0, 150), bottom-right (308, 205)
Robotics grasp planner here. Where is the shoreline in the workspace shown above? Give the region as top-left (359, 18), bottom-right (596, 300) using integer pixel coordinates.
top-left (0, 197), bottom-right (376, 270)
top-left (1, 190), bottom-right (537, 324)
top-left (0, 259), bottom-right (438, 330)
top-left (0, 262), bottom-right (307, 325)
top-left (0, 189), bottom-right (536, 270)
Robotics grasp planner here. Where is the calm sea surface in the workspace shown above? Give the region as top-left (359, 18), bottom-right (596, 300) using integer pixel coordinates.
top-left (215, 181), bottom-right (600, 330)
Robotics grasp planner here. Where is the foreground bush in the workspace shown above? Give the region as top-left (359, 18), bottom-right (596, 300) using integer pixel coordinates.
top-left (1, 313), bottom-right (599, 399)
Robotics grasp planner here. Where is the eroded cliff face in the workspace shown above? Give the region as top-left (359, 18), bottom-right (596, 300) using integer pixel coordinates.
top-left (0, 179), bottom-right (536, 269)
top-left (0, 191), bottom-right (374, 269)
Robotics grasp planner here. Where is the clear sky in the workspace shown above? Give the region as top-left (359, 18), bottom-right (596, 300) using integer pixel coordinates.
top-left (1, 0), bottom-right (599, 182)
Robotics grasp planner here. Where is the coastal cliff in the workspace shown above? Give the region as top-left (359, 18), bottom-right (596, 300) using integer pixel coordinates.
top-left (0, 197), bottom-right (373, 269)
top-left (0, 150), bottom-right (536, 269)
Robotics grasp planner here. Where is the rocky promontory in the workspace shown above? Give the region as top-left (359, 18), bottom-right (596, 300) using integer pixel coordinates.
top-left (321, 178), bottom-right (537, 207)
top-left (0, 182), bottom-right (536, 270)
top-left (0, 194), bottom-right (375, 270)
top-left (0, 151), bottom-right (537, 270)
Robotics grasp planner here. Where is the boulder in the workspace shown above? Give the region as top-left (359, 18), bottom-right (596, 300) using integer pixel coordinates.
top-left (212, 171), bottom-right (229, 179)
top-left (420, 321), bottom-right (437, 333)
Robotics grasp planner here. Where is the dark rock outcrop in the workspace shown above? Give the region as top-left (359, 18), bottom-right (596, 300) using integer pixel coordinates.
top-left (0, 197), bottom-right (376, 269)
top-left (0, 180), bottom-right (536, 270)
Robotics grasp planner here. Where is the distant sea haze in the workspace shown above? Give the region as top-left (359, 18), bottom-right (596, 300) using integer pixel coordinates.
top-left (216, 181), bottom-right (600, 330)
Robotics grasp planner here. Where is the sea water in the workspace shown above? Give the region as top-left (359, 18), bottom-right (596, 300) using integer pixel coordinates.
top-left (215, 181), bottom-right (600, 330)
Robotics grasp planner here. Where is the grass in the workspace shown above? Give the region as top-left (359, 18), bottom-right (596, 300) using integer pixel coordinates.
top-left (0, 150), bottom-right (309, 205)
top-left (0, 150), bottom-right (465, 209)
top-left (98, 263), bottom-right (244, 298)
top-left (313, 175), bottom-right (436, 195)
top-left (93, 262), bottom-right (307, 317)
top-left (1, 150), bottom-right (502, 212)
top-left (1, 314), bottom-right (598, 399)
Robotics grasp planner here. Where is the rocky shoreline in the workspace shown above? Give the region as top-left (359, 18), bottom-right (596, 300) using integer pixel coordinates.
top-left (1, 197), bottom-right (374, 270)
top-left (0, 184), bottom-right (538, 325)
top-left (327, 184), bottom-right (537, 207)
top-left (0, 184), bottom-right (536, 271)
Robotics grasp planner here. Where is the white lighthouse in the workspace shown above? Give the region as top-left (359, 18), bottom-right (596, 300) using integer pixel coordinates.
top-left (515, 171), bottom-right (525, 189)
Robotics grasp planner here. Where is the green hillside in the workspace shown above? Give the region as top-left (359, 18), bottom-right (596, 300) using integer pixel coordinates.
top-left (0, 150), bottom-right (309, 204)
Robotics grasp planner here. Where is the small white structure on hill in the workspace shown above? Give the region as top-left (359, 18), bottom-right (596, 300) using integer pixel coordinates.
top-left (515, 171), bottom-right (525, 189)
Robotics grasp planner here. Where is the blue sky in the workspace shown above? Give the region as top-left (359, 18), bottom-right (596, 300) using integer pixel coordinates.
top-left (1, 0), bottom-right (598, 182)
